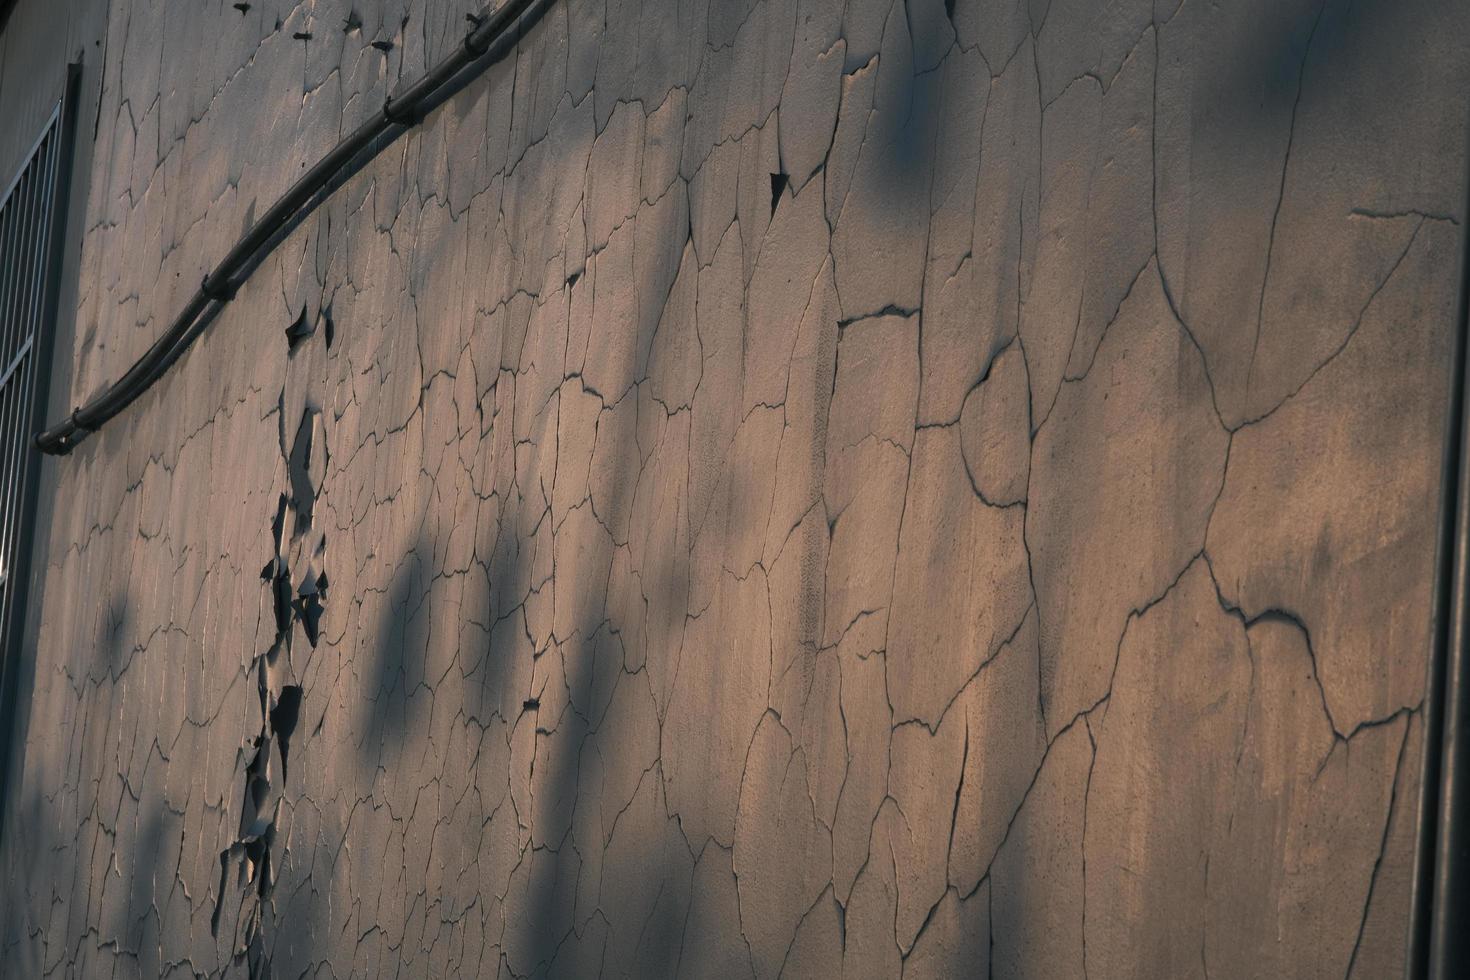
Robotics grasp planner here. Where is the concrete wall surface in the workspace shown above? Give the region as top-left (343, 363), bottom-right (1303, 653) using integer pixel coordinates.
top-left (1, 0), bottom-right (1467, 976)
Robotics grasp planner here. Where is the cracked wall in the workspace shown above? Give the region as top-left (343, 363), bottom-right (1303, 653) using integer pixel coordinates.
top-left (0, 0), bottom-right (1467, 976)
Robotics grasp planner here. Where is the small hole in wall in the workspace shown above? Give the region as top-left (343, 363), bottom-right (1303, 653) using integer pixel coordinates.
top-left (232, 2), bottom-right (250, 14)
top-left (770, 172), bottom-right (789, 215)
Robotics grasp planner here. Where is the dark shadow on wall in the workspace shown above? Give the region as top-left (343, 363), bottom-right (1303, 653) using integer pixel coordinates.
top-left (510, 400), bottom-right (642, 971)
top-left (867, 35), bottom-right (943, 186)
top-left (1209, 0), bottom-right (1421, 122)
top-left (361, 542), bottom-right (434, 764)
top-left (101, 595), bottom-right (131, 679)
top-left (508, 222), bottom-right (706, 974)
top-left (258, 800), bottom-right (340, 980)
top-left (0, 779), bottom-right (48, 973)
top-left (117, 804), bottom-right (169, 977)
top-left (1209, 0), bottom-right (1319, 120)
top-left (1, 582), bottom-right (142, 973)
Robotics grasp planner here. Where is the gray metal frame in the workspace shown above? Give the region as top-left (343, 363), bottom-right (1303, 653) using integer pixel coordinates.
top-left (0, 65), bottom-right (79, 834)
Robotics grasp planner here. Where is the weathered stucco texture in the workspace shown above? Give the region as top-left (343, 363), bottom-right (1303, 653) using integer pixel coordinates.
top-left (1, 0), bottom-right (1467, 976)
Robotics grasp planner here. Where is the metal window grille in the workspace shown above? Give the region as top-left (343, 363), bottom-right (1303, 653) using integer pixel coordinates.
top-left (0, 68), bottom-right (79, 823)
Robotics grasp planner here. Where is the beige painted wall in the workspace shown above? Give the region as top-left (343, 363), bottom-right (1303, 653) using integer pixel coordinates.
top-left (2, 0), bottom-right (1467, 976)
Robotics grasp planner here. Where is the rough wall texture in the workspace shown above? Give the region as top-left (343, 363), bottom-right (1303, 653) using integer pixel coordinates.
top-left (1, 0), bottom-right (1467, 976)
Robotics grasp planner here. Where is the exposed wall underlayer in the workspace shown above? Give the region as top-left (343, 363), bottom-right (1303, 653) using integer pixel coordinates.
top-left (2, 0), bottom-right (1468, 976)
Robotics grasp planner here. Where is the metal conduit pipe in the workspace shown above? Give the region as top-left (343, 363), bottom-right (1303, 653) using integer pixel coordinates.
top-left (33, 0), bottom-right (537, 455)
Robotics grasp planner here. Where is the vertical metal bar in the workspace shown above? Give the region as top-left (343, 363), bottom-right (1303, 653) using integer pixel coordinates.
top-left (2, 373), bottom-right (22, 574)
top-left (0, 383), bottom-right (11, 586)
top-left (0, 174), bottom-right (21, 365)
top-left (7, 359), bottom-right (31, 607)
top-left (1410, 97), bottom-right (1470, 980)
top-left (0, 397), bottom-right (9, 656)
top-left (2, 173), bottom-right (19, 330)
top-left (15, 161), bottom-right (40, 357)
top-left (0, 205), bottom-right (11, 363)
top-left (0, 383), bottom-right (16, 614)
top-left (4, 376), bottom-right (21, 653)
top-left (19, 135), bottom-right (44, 327)
top-left (0, 164), bottom-right (15, 705)
top-left (11, 168), bottom-right (31, 361)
